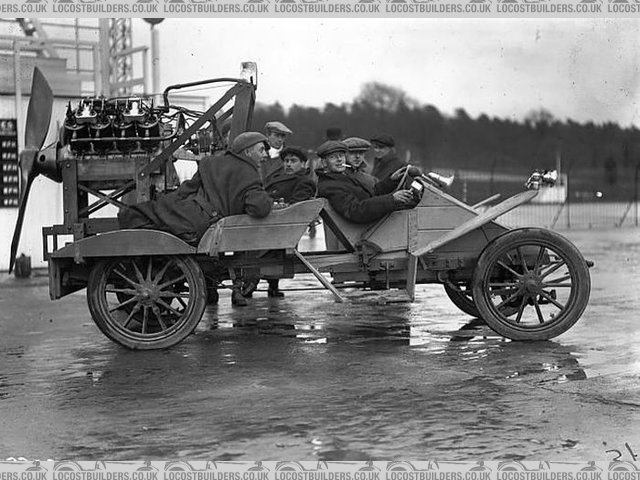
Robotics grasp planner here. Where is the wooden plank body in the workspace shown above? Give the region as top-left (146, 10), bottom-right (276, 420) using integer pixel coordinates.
top-left (51, 229), bottom-right (196, 261)
top-left (198, 199), bottom-right (325, 255)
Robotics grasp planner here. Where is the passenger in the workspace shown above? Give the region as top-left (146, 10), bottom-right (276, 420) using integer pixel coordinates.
top-left (315, 140), bottom-right (418, 224)
top-left (262, 121), bottom-right (293, 181)
top-left (261, 145), bottom-right (317, 297)
top-left (370, 133), bottom-right (406, 182)
top-left (343, 136), bottom-right (376, 191)
top-left (118, 131), bottom-right (273, 307)
top-left (265, 146), bottom-right (316, 207)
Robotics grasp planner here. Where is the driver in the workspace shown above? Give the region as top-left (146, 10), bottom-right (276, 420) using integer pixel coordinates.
top-left (315, 140), bottom-right (420, 224)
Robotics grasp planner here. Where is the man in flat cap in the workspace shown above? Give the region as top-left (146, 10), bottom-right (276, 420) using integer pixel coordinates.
top-left (315, 140), bottom-right (416, 224)
top-left (263, 120), bottom-right (293, 181)
top-left (260, 145), bottom-right (316, 297)
top-left (118, 131), bottom-right (273, 306)
top-left (343, 136), bottom-right (376, 191)
top-left (370, 133), bottom-right (406, 182)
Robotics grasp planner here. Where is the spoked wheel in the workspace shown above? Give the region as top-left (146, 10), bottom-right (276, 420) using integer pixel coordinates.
top-left (472, 228), bottom-right (590, 340)
top-left (444, 279), bottom-right (519, 319)
top-left (444, 280), bottom-right (480, 318)
top-left (87, 255), bottom-right (207, 350)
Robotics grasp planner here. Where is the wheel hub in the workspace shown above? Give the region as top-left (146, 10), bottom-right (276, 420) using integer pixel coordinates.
top-left (137, 284), bottom-right (158, 305)
top-left (520, 273), bottom-right (542, 295)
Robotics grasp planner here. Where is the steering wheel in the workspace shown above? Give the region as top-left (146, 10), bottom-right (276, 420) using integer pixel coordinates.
top-left (393, 165), bottom-right (412, 192)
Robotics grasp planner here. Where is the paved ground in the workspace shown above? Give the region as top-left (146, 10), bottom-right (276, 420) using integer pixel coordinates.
top-left (0, 228), bottom-right (639, 462)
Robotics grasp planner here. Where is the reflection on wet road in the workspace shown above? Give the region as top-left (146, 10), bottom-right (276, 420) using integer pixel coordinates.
top-left (0, 229), bottom-right (639, 461)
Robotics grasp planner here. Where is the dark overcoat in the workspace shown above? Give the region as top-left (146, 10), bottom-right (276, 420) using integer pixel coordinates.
top-left (316, 169), bottom-right (399, 224)
top-left (118, 150), bottom-right (272, 243)
top-left (371, 152), bottom-right (405, 181)
top-left (265, 169), bottom-right (316, 204)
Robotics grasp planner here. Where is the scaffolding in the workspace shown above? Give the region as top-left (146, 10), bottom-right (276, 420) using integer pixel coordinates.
top-left (0, 18), bottom-right (148, 97)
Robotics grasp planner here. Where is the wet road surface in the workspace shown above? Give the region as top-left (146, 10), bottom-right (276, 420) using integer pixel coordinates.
top-left (0, 228), bottom-right (639, 461)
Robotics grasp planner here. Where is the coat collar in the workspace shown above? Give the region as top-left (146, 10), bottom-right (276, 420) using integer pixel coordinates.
top-left (226, 149), bottom-right (261, 172)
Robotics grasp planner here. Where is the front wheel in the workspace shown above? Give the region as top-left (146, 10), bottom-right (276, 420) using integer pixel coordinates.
top-left (472, 228), bottom-right (590, 341)
top-left (87, 255), bottom-right (207, 350)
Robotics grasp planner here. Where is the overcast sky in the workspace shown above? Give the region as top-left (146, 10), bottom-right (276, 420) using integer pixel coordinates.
top-left (132, 18), bottom-right (640, 127)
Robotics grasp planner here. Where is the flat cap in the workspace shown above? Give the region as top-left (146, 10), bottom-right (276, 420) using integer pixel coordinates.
top-left (231, 132), bottom-right (268, 154)
top-left (316, 140), bottom-right (348, 158)
top-left (265, 121), bottom-right (293, 135)
top-left (281, 145), bottom-right (308, 163)
top-left (343, 137), bottom-right (371, 152)
top-left (370, 133), bottom-right (395, 148)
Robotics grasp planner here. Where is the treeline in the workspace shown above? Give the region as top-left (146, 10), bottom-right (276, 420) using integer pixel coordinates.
top-left (251, 82), bottom-right (640, 202)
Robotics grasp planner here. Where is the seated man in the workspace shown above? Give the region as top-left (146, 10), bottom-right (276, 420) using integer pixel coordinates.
top-left (261, 145), bottom-right (316, 297)
top-left (118, 131), bottom-right (273, 306)
top-left (315, 140), bottom-right (417, 224)
top-left (343, 136), bottom-right (376, 191)
top-left (370, 133), bottom-right (406, 182)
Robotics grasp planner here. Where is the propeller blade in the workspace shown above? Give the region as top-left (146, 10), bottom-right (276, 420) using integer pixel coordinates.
top-left (9, 68), bottom-right (53, 273)
top-left (24, 67), bottom-right (53, 151)
top-left (9, 159), bottom-right (36, 274)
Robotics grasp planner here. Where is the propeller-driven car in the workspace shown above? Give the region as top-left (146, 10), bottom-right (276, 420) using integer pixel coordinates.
top-left (10, 66), bottom-right (592, 350)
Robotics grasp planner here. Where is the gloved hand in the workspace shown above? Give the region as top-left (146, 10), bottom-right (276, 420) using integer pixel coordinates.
top-left (390, 165), bottom-right (423, 180)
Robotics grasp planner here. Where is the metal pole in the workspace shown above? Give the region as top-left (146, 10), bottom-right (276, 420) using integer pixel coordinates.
top-left (151, 24), bottom-right (160, 95)
top-left (13, 41), bottom-right (23, 153)
top-left (92, 44), bottom-right (102, 95)
top-left (98, 19), bottom-right (111, 96)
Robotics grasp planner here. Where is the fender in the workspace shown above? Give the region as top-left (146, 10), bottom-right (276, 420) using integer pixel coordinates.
top-left (51, 229), bottom-right (196, 263)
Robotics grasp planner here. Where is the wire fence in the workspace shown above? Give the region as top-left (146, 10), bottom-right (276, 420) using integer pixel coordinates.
top-left (438, 167), bottom-right (640, 230)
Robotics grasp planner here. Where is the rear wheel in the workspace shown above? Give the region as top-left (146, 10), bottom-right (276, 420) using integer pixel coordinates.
top-left (87, 255), bottom-right (207, 350)
top-left (444, 280), bottom-right (480, 317)
top-left (472, 228), bottom-right (590, 340)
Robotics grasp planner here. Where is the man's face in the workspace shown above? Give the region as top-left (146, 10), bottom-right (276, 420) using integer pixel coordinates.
top-left (283, 154), bottom-right (305, 175)
top-left (347, 150), bottom-right (367, 168)
top-left (322, 151), bottom-right (347, 173)
top-left (266, 131), bottom-right (287, 150)
top-left (245, 142), bottom-right (268, 164)
top-left (372, 144), bottom-right (391, 159)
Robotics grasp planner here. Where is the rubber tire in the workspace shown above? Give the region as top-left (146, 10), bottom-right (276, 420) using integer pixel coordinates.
top-left (87, 255), bottom-right (207, 350)
top-left (472, 228), bottom-right (590, 341)
top-left (444, 281), bottom-right (481, 318)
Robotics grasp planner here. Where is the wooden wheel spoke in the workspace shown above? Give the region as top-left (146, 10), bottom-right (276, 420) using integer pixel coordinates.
top-left (146, 257), bottom-right (153, 282)
top-left (105, 287), bottom-right (138, 295)
top-left (514, 295), bottom-right (528, 323)
top-left (516, 247), bottom-right (529, 273)
top-left (542, 273), bottom-right (571, 285)
top-left (122, 305), bottom-right (140, 329)
top-left (152, 261), bottom-right (171, 285)
top-left (151, 306), bottom-right (169, 331)
top-left (141, 306), bottom-right (149, 334)
top-left (495, 290), bottom-right (521, 310)
top-left (539, 260), bottom-right (564, 279)
top-left (132, 260), bottom-right (145, 283)
top-left (113, 269), bottom-right (139, 288)
top-left (533, 246), bottom-right (546, 274)
top-left (158, 274), bottom-right (187, 290)
top-left (542, 282), bottom-right (572, 288)
top-left (533, 297), bottom-right (545, 324)
top-left (109, 295), bottom-right (138, 313)
top-left (156, 298), bottom-right (183, 318)
top-left (539, 290), bottom-right (565, 310)
top-left (158, 291), bottom-right (191, 299)
top-left (496, 260), bottom-right (522, 279)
